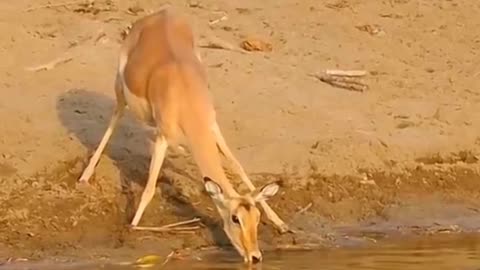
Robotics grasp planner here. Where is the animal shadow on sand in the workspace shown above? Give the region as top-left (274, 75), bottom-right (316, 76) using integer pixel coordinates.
top-left (56, 88), bottom-right (231, 248)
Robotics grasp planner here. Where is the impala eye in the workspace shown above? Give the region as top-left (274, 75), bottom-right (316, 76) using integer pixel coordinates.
top-left (231, 215), bottom-right (240, 224)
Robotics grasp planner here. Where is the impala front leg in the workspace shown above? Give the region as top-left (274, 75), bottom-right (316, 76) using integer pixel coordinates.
top-left (130, 135), bottom-right (168, 227)
top-left (211, 123), bottom-right (291, 233)
top-left (78, 105), bottom-right (125, 183)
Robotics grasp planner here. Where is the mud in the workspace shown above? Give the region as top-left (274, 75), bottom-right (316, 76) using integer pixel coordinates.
top-left (1, 0), bottom-right (480, 263)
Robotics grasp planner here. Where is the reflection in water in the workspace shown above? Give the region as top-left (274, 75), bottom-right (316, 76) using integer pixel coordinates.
top-left (159, 234), bottom-right (480, 270)
top-left (2, 234), bottom-right (480, 270)
top-left (161, 246), bottom-right (480, 270)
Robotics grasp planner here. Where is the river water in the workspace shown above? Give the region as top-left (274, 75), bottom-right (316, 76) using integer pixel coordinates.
top-left (2, 234), bottom-right (480, 270)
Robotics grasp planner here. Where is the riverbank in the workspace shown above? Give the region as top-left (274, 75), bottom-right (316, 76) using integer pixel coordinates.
top-left (1, 0), bottom-right (480, 263)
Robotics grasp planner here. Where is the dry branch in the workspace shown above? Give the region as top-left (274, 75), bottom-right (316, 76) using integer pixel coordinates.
top-left (25, 0), bottom-right (86, 12)
top-left (133, 226), bottom-right (200, 233)
top-left (324, 69), bottom-right (367, 77)
top-left (94, 32), bottom-right (107, 44)
top-left (161, 251), bottom-right (175, 266)
top-left (160, 217), bottom-right (200, 228)
top-left (198, 36), bottom-right (247, 54)
top-left (274, 243), bottom-right (320, 250)
top-left (310, 70), bottom-right (368, 92)
top-left (131, 217), bottom-right (201, 233)
top-left (297, 202), bottom-right (313, 214)
top-left (25, 56), bottom-right (73, 72)
top-left (209, 15), bottom-right (228, 26)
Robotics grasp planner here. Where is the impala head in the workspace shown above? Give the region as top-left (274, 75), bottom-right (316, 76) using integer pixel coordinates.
top-left (203, 177), bottom-right (280, 264)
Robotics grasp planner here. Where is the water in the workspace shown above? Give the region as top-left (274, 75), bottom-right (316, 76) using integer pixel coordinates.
top-left (3, 234), bottom-right (480, 270)
top-left (158, 235), bottom-right (480, 270)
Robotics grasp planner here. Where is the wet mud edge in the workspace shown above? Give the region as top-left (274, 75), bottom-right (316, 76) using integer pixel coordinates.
top-left (1, 157), bottom-right (480, 262)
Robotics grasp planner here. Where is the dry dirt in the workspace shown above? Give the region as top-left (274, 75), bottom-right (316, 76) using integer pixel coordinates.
top-left (1, 0), bottom-right (480, 264)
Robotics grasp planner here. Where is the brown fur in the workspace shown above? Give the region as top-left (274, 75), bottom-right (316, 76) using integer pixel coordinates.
top-left (77, 6), bottom-right (286, 263)
top-left (238, 201), bottom-right (253, 211)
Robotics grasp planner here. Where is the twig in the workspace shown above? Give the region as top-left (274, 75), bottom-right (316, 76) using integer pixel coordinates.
top-left (309, 71), bottom-right (368, 92)
top-left (104, 17), bottom-right (122, 23)
top-left (25, 56), bottom-right (73, 72)
top-left (25, 0), bottom-right (85, 12)
top-left (274, 243), bottom-right (319, 250)
top-left (324, 69), bottom-right (367, 77)
top-left (359, 179), bottom-right (377, 185)
top-left (94, 32), bottom-right (107, 44)
top-left (297, 202), bottom-right (313, 214)
top-left (160, 217), bottom-right (201, 228)
top-left (209, 15), bottom-right (228, 26)
top-left (161, 251), bottom-right (175, 267)
top-left (133, 226), bottom-right (200, 232)
top-left (1, 257), bottom-right (28, 265)
top-left (198, 36), bottom-right (247, 54)
top-left (132, 217), bottom-right (202, 232)
top-left (68, 34), bottom-right (94, 48)
top-left (170, 230), bottom-right (198, 234)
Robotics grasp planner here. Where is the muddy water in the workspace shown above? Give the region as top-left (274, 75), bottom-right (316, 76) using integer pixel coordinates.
top-left (2, 234), bottom-right (480, 270)
top-left (159, 235), bottom-right (480, 270)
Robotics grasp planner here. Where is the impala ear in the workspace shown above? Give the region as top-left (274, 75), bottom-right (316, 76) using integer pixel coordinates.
top-left (252, 182), bottom-right (280, 202)
top-left (203, 177), bottom-right (226, 204)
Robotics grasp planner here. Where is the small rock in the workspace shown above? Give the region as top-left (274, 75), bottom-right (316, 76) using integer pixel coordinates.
top-left (240, 38), bottom-right (272, 52)
top-left (395, 177), bottom-right (402, 186)
top-left (396, 120), bottom-right (415, 129)
top-left (355, 24), bottom-right (385, 36)
top-left (188, 0), bottom-right (201, 8)
top-left (235, 8), bottom-right (251, 14)
top-left (127, 4), bottom-right (144, 15)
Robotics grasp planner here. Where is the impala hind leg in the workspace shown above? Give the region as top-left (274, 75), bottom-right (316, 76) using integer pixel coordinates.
top-left (130, 135), bottom-right (168, 227)
top-left (79, 75), bottom-right (126, 183)
top-left (211, 122), bottom-right (291, 233)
